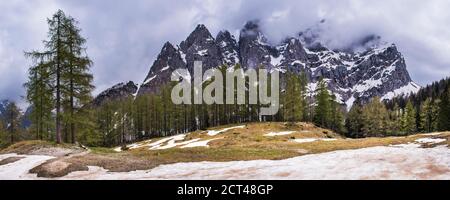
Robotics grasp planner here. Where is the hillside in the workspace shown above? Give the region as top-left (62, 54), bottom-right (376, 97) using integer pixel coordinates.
top-left (0, 122), bottom-right (449, 180)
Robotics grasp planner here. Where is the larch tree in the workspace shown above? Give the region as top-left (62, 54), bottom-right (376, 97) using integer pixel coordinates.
top-left (25, 10), bottom-right (93, 144)
top-left (4, 102), bottom-right (22, 144)
top-left (419, 98), bottom-right (439, 133)
top-left (361, 97), bottom-right (389, 137)
top-left (314, 78), bottom-right (331, 127)
top-left (24, 59), bottom-right (54, 140)
top-left (437, 88), bottom-right (450, 131)
top-left (401, 101), bottom-right (416, 134)
top-left (61, 15), bottom-right (94, 144)
top-left (345, 97), bottom-right (364, 138)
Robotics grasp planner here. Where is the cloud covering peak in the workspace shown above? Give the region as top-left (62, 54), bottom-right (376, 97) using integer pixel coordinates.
top-left (1, 0), bottom-right (450, 104)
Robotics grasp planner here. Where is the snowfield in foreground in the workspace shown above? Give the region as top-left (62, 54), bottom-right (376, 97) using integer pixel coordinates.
top-left (1, 140), bottom-right (449, 180)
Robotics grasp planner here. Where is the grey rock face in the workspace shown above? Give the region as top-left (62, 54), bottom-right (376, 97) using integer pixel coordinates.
top-left (138, 42), bottom-right (186, 95)
top-left (239, 21), bottom-right (275, 69)
top-left (131, 20), bottom-right (419, 108)
top-left (216, 30), bottom-right (240, 67)
top-left (93, 81), bottom-right (138, 106)
top-left (179, 24), bottom-right (223, 73)
top-left (0, 100), bottom-right (9, 117)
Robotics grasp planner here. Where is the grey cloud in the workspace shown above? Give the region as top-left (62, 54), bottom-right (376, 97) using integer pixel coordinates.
top-left (1, 0), bottom-right (449, 106)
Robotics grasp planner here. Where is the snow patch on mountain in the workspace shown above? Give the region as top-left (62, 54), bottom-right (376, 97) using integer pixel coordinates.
top-left (381, 82), bottom-right (421, 100)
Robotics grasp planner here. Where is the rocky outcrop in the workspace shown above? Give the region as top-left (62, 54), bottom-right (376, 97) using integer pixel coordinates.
top-left (93, 81), bottom-right (138, 106)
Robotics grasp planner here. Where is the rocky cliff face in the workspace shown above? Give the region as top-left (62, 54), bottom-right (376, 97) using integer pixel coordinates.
top-left (102, 21), bottom-right (420, 109)
top-left (0, 100), bottom-right (9, 117)
top-left (93, 81), bottom-right (138, 106)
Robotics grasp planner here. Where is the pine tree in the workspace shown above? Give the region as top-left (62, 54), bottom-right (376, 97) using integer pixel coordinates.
top-left (437, 88), bottom-right (450, 131)
top-left (25, 10), bottom-right (68, 143)
top-left (284, 72), bottom-right (304, 122)
top-left (0, 121), bottom-right (5, 147)
top-left (345, 98), bottom-right (364, 138)
top-left (401, 101), bottom-right (416, 134)
top-left (25, 10), bottom-right (93, 144)
top-left (419, 98), bottom-right (438, 132)
top-left (24, 59), bottom-right (54, 140)
top-left (361, 97), bottom-right (389, 137)
top-left (314, 78), bottom-right (331, 127)
top-left (4, 102), bottom-right (22, 144)
top-left (387, 103), bottom-right (402, 135)
top-left (329, 95), bottom-right (345, 133)
top-left (61, 15), bottom-right (94, 144)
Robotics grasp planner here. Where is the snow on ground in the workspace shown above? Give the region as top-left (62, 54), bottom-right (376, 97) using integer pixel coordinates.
top-left (0, 154), bottom-right (54, 180)
top-left (150, 134), bottom-right (187, 150)
top-left (54, 144), bottom-right (450, 180)
top-left (206, 126), bottom-right (245, 136)
top-left (421, 133), bottom-right (443, 136)
top-left (180, 138), bottom-right (221, 148)
top-left (292, 138), bottom-right (338, 143)
top-left (415, 138), bottom-right (446, 144)
top-left (264, 131), bottom-right (296, 137)
top-left (1, 141), bottom-right (449, 180)
top-left (113, 131), bottom-right (226, 151)
top-left (158, 139), bottom-right (201, 150)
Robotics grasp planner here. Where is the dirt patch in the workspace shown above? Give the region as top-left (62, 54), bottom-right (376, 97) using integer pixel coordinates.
top-left (0, 157), bottom-right (25, 166)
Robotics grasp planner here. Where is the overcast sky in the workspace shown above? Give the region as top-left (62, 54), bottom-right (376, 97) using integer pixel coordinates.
top-left (1, 0), bottom-right (450, 107)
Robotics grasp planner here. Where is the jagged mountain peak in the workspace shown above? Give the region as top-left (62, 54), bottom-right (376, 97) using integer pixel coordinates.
top-left (240, 20), bottom-right (269, 45)
top-left (161, 41), bottom-right (177, 52)
top-left (216, 30), bottom-right (234, 41)
top-left (217, 30), bottom-right (240, 67)
top-left (180, 24), bottom-right (215, 51)
top-left (93, 21), bottom-right (420, 109)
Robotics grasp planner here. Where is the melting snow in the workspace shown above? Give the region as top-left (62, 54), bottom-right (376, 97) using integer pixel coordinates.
top-left (415, 138), bottom-right (446, 144)
top-left (49, 144), bottom-right (450, 180)
top-left (421, 133), bottom-right (443, 136)
top-left (180, 138), bottom-right (221, 148)
top-left (264, 131), bottom-right (296, 137)
top-left (0, 154), bottom-right (55, 180)
top-left (206, 126), bottom-right (245, 136)
top-left (292, 138), bottom-right (338, 143)
top-left (149, 134), bottom-right (186, 150)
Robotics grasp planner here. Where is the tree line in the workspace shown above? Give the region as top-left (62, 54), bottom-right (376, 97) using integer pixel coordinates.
top-left (86, 72), bottom-right (345, 147)
top-left (346, 77), bottom-right (450, 138)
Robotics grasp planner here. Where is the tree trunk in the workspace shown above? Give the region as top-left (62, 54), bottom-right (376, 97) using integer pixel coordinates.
top-left (10, 110), bottom-right (14, 144)
top-left (70, 59), bottom-right (75, 144)
top-left (55, 16), bottom-right (62, 144)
